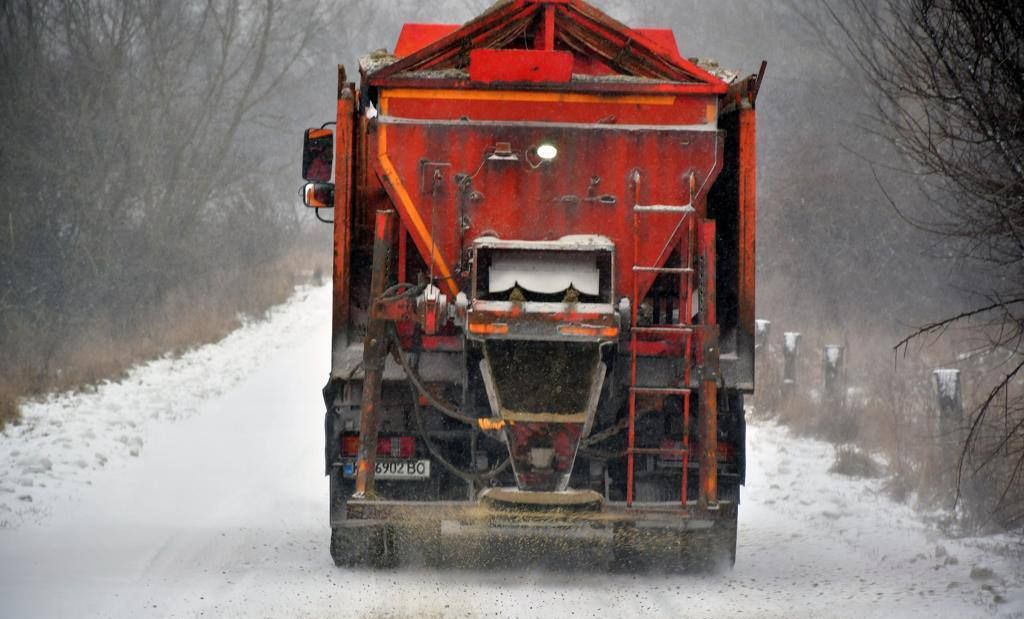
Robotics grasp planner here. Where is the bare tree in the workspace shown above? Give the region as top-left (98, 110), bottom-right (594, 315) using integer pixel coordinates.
top-left (0, 0), bottom-right (325, 400)
top-left (823, 0), bottom-right (1024, 528)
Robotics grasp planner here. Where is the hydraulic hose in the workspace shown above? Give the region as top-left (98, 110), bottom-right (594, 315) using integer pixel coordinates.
top-left (409, 387), bottom-right (512, 484)
top-left (387, 326), bottom-right (482, 427)
top-left (387, 324), bottom-right (511, 483)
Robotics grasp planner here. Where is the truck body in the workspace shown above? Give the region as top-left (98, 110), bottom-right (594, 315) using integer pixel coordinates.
top-left (300, 0), bottom-right (762, 569)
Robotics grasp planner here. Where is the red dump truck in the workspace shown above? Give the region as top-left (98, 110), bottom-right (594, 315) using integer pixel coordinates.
top-left (300, 0), bottom-right (763, 570)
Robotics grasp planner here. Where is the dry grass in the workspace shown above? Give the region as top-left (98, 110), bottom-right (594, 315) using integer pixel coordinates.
top-left (0, 367), bottom-right (36, 429)
top-left (755, 321), bottom-right (1024, 529)
top-left (0, 245), bottom-right (330, 431)
top-left (0, 390), bottom-right (19, 428)
top-left (830, 446), bottom-right (883, 478)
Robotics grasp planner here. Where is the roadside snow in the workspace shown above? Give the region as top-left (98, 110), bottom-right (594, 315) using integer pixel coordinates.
top-left (0, 282), bottom-right (1021, 618)
top-left (0, 285), bottom-right (330, 529)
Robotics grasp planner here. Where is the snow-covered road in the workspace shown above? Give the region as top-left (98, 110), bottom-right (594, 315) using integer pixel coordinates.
top-left (1, 285), bottom-right (1021, 619)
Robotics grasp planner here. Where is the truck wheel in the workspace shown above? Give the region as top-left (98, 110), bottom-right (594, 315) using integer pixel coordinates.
top-left (330, 525), bottom-right (365, 567)
top-left (331, 524), bottom-right (397, 568)
top-left (667, 517), bottom-right (737, 573)
top-left (714, 517), bottom-right (738, 569)
top-left (690, 517), bottom-right (737, 572)
top-left (329, 470), bottom-right (350, 526)
top-left (329, 472), bottom-right (363, 567)
top-left (328, 472), bottom-right (399, 569)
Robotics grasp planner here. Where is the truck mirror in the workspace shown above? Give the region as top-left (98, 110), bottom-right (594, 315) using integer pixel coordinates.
top-left (302, 128), bottom-right (334, 182)
top-left (302, 182), bottom-right (335, 209)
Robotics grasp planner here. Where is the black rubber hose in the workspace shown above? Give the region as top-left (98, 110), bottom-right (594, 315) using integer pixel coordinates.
top-left (387, 326), bottom-right (479, 426)
top-left (387, 323), bottom-right (511, 482)
top-left (409, 386), bottom-right (512, 484)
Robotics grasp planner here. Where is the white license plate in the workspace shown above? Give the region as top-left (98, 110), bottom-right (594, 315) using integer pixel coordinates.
top-left (344, 459), bottom-right (431, 480)
top-left (376, 459), bottom-right (430, 480)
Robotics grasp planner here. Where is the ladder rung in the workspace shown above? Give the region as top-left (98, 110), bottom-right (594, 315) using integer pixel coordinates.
top-left (634, 204), bottom-right (695, 213)
top-left (629, 447), bottom-right (689, 456)
top-left (632, 266), bottom-right (694, 274)
top-left (632, 326), bottom-right (694, 334)
top-left (630, 386), bottom-right (692, 395)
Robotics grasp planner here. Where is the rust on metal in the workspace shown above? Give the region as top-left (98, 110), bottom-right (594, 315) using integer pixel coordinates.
top-left (736, 107), bottom-right (757, 381)
top-left (698, 220), bottom-right (719, 509)
top-left (331, 79), bottom-right (356, 352)
top-left (353, 209), bottom-right (397, 499)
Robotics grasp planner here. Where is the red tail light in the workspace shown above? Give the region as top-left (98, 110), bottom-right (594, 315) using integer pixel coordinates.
top-left (378, 436), bottom-right (416, 459)
top-left (341, 435), bottom-right (360, 457)
top-left (341, 435), bottom-right (416, 459)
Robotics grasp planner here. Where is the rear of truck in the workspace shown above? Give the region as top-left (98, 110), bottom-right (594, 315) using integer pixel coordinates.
top-left (301, 0), bottom-right (762, 570)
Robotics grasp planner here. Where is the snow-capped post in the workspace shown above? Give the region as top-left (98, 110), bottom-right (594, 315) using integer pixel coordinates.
top-left (753, 319), bottom-right (775, 413)
top-left (823, 345), bottom-right (846, 406)
top-left (932, 369), bottom-right (963, 443)
top-left (755, 319), bottom-right (771, 352)
top-left (782, 332), bottom-right (801, 397)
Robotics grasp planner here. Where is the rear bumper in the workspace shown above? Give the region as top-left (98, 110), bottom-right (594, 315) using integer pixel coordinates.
top-left (343, 498), bottom-right (737, 534)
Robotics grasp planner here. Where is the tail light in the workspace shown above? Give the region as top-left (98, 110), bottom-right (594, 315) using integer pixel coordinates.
top-left (557, 325), bottom-right (619, 338)
top-left (378, 436), bottom-right (416, 459)
top-left (340, 435), bottom-right (360, 457)
top-left (340, 434), bottom-right (416, 459)
top-left (468, 322), bottom-right (509, 335)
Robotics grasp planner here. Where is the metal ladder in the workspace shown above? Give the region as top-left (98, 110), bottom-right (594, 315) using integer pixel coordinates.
top-left (626, 171), bottom-right (698, 507)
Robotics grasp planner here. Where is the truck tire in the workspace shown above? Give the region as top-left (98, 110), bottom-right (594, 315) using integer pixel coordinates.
top-left (329, 470), bottom-right (350, 527)
top-left (329, 472), bottom-right (363, 567)
top-left (674, 519), bottom-right (736, 573)
top-left (330, 525), bottom-right (366, 567)
top-left (331, 524), bottom-right (398, 568)
top-left (712, 516), bottom-right (738, 569)
top-left (328, 473), bottom-right (399, 568)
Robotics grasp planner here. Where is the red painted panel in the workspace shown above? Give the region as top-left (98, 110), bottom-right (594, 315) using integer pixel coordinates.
top-left (737, 107), bottom-right (757, 339)
top-left (374, 1), bottom-right (727, 92)
top-left (393, 26), bottom-right (682, 76)
top-left (391, 26), bottom-right (688, 77)
top-left (571, 53), bottom-right (614, 76)
top-left (332, 83), bottom-right (356, 349)
top-left (394, 24), bottom-right (459, 58)
top-left (371, 114), bottom-right (723, 302)
top-left (384, 92), bottom-right (716, 127)
top-left (469, 49), bottom-right (574, 83)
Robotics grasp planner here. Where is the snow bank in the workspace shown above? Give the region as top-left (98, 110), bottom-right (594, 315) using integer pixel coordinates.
top-left (1, 283), bottom-right (1021, 619)
top-left (0, 285), bottom-right (331, 528)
